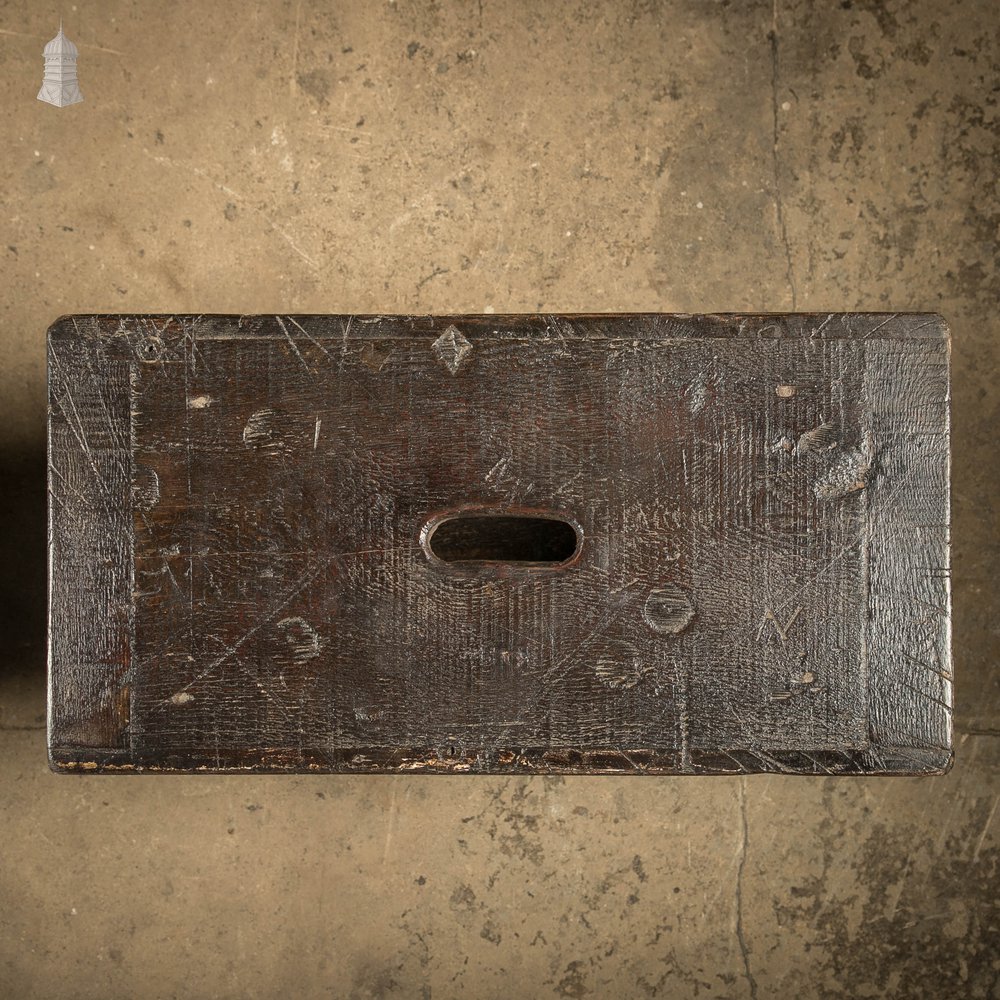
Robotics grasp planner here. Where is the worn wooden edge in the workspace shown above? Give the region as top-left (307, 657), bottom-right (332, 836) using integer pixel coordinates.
top-left (47, 318), bottom-right (133, 766)
top-left (862, 317), bottom-right (953, 775)
top-left (44, 312), bottom-right (950, 350)
top-left (46, 312), bottom-right (953, 776)
top-left (47, 744), bottom-right (952, 776)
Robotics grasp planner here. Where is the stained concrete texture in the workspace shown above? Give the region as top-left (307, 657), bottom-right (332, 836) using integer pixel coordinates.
top-left (0, 1), bottom-right (997, 997)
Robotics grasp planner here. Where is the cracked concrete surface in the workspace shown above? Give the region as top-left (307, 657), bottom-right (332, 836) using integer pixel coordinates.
top-left (1, 0), bottom-right (998, 997)
top-left (735, 780), bottom-right (757, 1000)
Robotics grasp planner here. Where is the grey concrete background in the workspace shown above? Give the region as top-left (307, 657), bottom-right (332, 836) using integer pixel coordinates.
top-left (1, 1), bottom-right (997, 997)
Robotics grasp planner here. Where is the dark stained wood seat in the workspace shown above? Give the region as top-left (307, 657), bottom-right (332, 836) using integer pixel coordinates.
top-left (47, 314), bottom-right (952, 774)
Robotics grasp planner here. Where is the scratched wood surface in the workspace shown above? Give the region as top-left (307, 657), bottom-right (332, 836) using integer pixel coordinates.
top-left (46, 314), bottom-right (952, 774)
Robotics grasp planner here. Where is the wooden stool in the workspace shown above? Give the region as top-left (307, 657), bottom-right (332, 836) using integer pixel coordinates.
top-left (47, 314), bottom-right (952, 774)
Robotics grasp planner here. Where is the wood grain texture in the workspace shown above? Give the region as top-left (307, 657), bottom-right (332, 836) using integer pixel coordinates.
top-left (46, 314), bottom-right (952, 774)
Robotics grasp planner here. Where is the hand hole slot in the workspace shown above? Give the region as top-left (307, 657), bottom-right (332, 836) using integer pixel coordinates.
top-left (423, 514), bottom-right (581, 565)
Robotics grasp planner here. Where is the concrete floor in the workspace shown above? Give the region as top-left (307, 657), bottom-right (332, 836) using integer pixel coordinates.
top-left (1, 0), bottom-right (998, 996)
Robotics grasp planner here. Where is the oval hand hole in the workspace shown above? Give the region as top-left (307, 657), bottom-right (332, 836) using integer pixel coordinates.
top-left (425, 514), bottom-right (580, 565)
